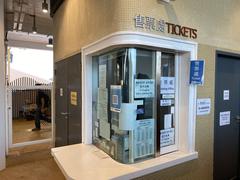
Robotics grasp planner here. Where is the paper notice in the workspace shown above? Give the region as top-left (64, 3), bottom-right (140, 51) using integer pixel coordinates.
top-left (135, 79), bottom-right (155, 98)
top-left (197, 98), bottom-right (211, 115)
top-left (99, 64), bottom-right (107, 88)
top-left (97, 88), bottom-right (108, 121)
top-left (160, 99), bottom-right (172, 106)
top-left (164, 114), bottom-right (172, 129)
top-left (160, 128), bottom-right (175, 147)
top-left (160, 77), bottom-right (175, 94)
top-left (162, 94), bottom-right (175, 99)
top-left (70, 91), bottom-right (77, 106)
top-left (223, 90), bottom-right (229, 100)
top-left (219, 111), bottom-right (230, 126)
top-left (99, 119), bottom-right (110, 140)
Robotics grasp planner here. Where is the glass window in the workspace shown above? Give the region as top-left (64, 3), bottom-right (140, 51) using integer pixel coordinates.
top-left (92, 48), bottom-right (177, 164)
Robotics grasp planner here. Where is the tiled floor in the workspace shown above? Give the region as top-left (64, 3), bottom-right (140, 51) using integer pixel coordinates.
top-left (0, 143), bottom-right (65, 180)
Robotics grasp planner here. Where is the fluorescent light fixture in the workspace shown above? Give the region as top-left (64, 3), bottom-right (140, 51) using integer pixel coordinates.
top-left (42, 0), bottom-right (48, 13)
top-left (46, 37), bottom-right (53, 48)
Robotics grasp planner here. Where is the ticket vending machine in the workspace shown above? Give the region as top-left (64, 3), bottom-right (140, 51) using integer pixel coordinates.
top-left (92, 48), bottom-right (176, 163)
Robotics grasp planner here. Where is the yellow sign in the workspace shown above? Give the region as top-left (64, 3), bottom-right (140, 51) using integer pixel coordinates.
top-left (70, 91), bottom-right (77, 106)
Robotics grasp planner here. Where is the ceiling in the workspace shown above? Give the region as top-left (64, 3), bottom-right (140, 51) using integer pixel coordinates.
top-left (5, 0), bottom-right (53, 49)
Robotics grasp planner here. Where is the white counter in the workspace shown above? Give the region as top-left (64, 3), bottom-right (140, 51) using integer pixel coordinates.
top-left (51, 144), bottom-right (198, 180)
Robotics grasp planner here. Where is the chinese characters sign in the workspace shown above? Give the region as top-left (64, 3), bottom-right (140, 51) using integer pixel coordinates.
top-left (189, 60), bottom-right (205, 85)
top-left (134, 15), bottom-right (197, 39)
top-left (160, 77), bottom-right (175, 94)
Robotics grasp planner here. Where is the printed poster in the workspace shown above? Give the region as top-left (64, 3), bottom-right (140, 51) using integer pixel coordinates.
top-left (135, 79), bottom-right (155, 98)
top-left (219, 111), bottom-right (230, 126)
top-left (160, 77), bottom-right (175, 94)
top-left (110, 85), bottom-right (121, 112)
top-left (197, 98), bottom-right (211, 115)
top-left (160, 128), bottom-right (175, 147)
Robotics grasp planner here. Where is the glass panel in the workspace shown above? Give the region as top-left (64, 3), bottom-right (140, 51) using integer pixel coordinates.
top-left (92, 48), bottom-right (131, 163)
top-left (92, 48), bottom-right (176, 163)
top-left (134, 49), bottom-right (156, 161)
top-left (159, 53), bottom-right (176, 149)
top-left (92, 48), bottom-right (156, 164)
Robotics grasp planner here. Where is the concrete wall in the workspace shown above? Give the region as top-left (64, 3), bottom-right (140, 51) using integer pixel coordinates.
top-left (54, 0), bottom-right (240, 61)
top-left (53, 0), bottom-right (240, 179)
top-left (0, 0), bottom-right (6, 171)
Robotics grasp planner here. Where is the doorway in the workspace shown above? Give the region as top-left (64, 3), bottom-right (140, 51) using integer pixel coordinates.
top-left (214, 52), bottom-right (240, 180)
top-left (6, 47), bottom-right (53, 149)
top-left (55, 53), bottom-right (82, 147)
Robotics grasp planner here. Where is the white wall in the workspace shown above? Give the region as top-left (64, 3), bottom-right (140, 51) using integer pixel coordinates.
top-left (0, 0), bottom-right (6, 171)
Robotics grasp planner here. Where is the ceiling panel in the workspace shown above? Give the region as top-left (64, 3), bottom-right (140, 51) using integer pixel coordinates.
top-left (5, 0), bottom-right (53, 36)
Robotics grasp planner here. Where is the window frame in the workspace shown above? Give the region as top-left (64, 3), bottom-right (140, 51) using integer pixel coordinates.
top-left (82, 31), bottom-right (198, 156)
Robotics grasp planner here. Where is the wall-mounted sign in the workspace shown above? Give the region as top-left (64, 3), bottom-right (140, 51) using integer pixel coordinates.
top-left (70, 91), bottom-right (77, 106)
top-left (134, 15), bottom-right (197, 39)
top-left (135, 79), bottom-right (155, 98)
top-left (189, 60), bottom-right (205, 85)
top-left (60, 88), bottom-right (63, 97)
top-left (219, 111), bottom-right (230, 126)
top-left (197, 98), bottom-right (211, 115)
top-left (223, 90), bottom-right (230, 100)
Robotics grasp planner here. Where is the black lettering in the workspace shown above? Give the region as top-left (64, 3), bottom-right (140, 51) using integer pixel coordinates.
top-left (192, 29), bottom-right (197, 39)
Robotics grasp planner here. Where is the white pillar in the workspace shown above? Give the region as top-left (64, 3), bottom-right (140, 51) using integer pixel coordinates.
top-left (0, 0), bottom-right (6, 171)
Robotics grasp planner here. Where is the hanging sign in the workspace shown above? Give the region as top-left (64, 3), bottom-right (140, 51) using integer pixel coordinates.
top-left (189, 60), bottom-right (205, 85)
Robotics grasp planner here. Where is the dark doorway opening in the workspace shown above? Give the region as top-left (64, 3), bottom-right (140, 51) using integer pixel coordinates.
top-left (214, 51), bottom-right (240, 180)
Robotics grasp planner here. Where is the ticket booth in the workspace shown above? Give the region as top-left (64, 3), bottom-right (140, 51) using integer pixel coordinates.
top-left (82, 32), bottom-right (198, 165)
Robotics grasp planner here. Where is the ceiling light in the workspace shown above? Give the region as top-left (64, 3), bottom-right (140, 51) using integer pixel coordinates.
top-left (42, 0), bottom-right (48, 13)
top-left (46, 37), bottom-right (53, 48)
top-left (32, 15), bottom-right (37, 34)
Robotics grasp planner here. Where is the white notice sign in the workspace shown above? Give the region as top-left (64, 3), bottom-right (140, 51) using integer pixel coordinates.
top-left (164, 114), bottom-right (172, 129)
top-left (160, 99), bottom-right (172, 106)
top-left (99, 64), bottom-right (107, 88)
top-left (160, 128), bottom-right (175, 147)
top-left (223, 90), bottom-right (229, 100)
top-left (160, 77), bottom-right (175, 94)
top-left (219, 111), bottom-right (231, 126)
top-left (135, 79), bottom-right (155, 98)
top-left (162, 94), bottom-right (175, 99)
top-left (197, 98), bottom-right (211, 115)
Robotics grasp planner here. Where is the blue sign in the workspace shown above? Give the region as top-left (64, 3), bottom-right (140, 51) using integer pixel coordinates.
top-left (189, 60), bottom-right (205, 85)
top-left (110, 85), bottom-right (121, 112)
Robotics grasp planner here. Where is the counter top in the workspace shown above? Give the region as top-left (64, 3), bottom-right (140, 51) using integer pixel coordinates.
top-left (51, 144), bottom-right (198, 180)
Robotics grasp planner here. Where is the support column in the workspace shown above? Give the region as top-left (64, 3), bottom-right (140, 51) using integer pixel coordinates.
top-left (0, 0), bottom-right (6, 171)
